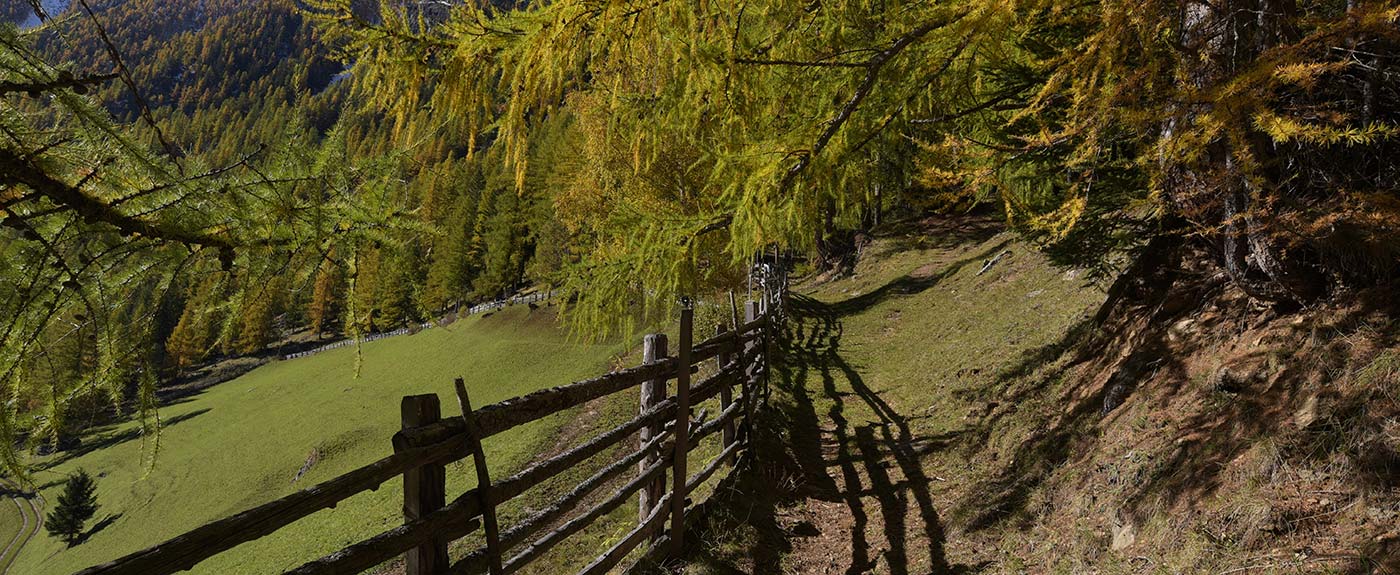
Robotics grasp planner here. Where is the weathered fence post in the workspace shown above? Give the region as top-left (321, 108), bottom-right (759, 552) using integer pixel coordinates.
top-left (715, 324), bottom-right (736, 465)
top-left (669, 306), bottom-right (694, 555)
top-left (454, 379), bottom-right (504, 575)
top-left (400, 394), bottom-right (448, 575)
top-left (639, 333), bottom-right (668, 535)
top-left (745, 300), bottom-right (765, 407)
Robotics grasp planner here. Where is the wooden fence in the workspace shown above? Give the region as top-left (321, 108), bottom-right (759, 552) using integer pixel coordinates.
top-left (72, 295), bottom-right (778, 575)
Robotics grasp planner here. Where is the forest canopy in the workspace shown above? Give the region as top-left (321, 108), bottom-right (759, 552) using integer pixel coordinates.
top-left (307, 0), bottom-right (1400, 314)
top-left (1, 0), bottom-right (1397, 473)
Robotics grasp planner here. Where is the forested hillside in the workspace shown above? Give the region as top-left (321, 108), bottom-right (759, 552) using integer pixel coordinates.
top-left (1, 0), bottom-right (576, 455)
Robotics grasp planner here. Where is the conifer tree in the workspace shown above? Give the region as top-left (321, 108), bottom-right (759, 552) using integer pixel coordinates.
top-left (0, 18), bottom-right (418, 469)
top-left (235, 277), bottom-right (283, 355)
top-left (45, 469), bottom-right (100, 547)
top-left (306, 0), bottom-right (1399, 322)
top-left (166, 276), bottom-right (228, 371)
top-left (309, 259), bottom-right (343, 338)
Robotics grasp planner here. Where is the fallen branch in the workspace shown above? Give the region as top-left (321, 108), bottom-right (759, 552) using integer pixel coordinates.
top-left (977, 250), bottom-right (1011, 275)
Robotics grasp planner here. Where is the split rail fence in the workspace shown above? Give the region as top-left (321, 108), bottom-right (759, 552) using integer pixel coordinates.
top-left (73, 294), bottom-right (779, 575)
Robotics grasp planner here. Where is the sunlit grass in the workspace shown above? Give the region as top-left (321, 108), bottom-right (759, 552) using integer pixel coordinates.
top-left (13, 306), bottom-right (623, 575)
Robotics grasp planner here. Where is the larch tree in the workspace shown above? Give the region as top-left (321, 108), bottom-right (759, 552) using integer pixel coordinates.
top-left (0, 11), bottom-right (415, 475)
top-left (308, 0), bottom-right (1398, 325)
top-left (304, 0), bottom-right (1017, 335)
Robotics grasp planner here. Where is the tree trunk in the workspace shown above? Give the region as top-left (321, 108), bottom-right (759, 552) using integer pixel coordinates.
top-left (1164, 0), bottom-right (1324, 305)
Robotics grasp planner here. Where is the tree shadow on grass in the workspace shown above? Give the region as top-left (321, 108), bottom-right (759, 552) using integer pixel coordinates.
top-left (873, 214), bottom-right (1005, 253)
top-left (945, 241), bottom-right (1195, 531)
top-left (35, 408), bottom-right (211, 472)
top-left (823, 239), bottom-right (1013, 319)
top-left (941, 242), bottom-right (1399, 544)
top-left (72, 513), bottom-right (122, 546)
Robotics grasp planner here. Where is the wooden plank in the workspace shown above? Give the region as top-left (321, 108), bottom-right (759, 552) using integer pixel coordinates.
top-left (496, 396), bottom-right (676, 507)
top-left (738, 314), bottom-right (767, 335)
top-left (689, 330), bottom-right (738, 364)
top-left (75, 431), bottom-right (468, 575)
top-left (453, 420), bottom-right (676, 574)
top-left (715, 324), bottom-right (736, 465)
top-left (685, 441), bottom-right (743, 496)
top-left (286, 516), bottom-right (479, 575)
top-left (399, 360), bottom-right (678, 448)
top-left (689, 368), bottom-right (740, 406)
top-left (575, 492), bottom-right (671, 575)
top-left (686, 399), bottom-right (744, 449)
top-left (639, 333), bottom-right (667, 529)
top-left (403, 395), bottom-right (449, 575)
top-left (669, 307), bottom-right (693, 556)
top-left (496, 461), bottom-right (669, 574)
top-left (454, 381), bottom-right (503, 575)
top-left (745, 300), bottom-right (763, 409)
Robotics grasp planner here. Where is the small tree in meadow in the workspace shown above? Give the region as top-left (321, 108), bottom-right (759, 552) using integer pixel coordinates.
top-left (45, 469), bottom-right (99, 546)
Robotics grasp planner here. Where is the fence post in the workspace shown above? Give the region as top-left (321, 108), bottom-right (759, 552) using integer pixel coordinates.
top-left (400, 394), bottom-right (448, 575)
top-left (715, 324), bottom-right (736, 465)
top-left (639, 333), bottom-right (668, 535)
top-left (745, 301), bottom-right (764, 407)
top-left (454, 380), bottom-right (504, 575)
top-left (669, 306), bottom-right (693, 556)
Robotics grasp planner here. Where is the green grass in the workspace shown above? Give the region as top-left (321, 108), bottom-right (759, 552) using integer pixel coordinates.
top-left (13, 306), bottom-right (625, 575)
top-left (0, 492), bottom-right (24, 572)
top-left (672, 221), bottom-right (1108, 574)
top-left (796, 228), bottom-right (1102, 440)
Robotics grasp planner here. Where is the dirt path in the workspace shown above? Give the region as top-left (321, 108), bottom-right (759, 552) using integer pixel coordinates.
top-left (762, 296), bottom-right (967, 575)
top-left (0, 479), bottom-right (41, 575)
top-left (671, 293), bottom-right (988, 575)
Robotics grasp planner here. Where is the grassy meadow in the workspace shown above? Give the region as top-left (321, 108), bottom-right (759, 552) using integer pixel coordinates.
top-left (11, 306), bottom-right (625, 575)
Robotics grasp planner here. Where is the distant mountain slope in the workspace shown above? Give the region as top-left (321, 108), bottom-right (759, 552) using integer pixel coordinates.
top-left (27, 0), bottom-right (339, 122)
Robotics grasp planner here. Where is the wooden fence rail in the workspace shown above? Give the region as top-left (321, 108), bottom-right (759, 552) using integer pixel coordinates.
top-left (72, 291), bottom-right (778, 575)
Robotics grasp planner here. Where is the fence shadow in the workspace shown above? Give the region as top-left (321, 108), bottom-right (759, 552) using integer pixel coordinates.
top-left (681, 291), bottom-right (992, 574)
top-left (784, 294), bottom-right (965, 575)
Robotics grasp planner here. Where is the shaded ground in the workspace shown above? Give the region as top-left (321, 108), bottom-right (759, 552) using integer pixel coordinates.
top-left (666, 216), bottom-right (1400, 574)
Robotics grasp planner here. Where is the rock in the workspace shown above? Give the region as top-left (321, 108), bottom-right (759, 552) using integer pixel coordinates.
top-left (1295, 394), bottom-right (1320, 428)
top-left (1211, 365), bottom-right (1254, 393)
top-left (1168, 318), bottom-right (1197, 342)
top-left (1111, 515), bottom-right (1136, 550)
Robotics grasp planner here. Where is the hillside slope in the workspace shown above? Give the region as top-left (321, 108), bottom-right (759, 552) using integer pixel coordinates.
top-left (677, 216), bottom-right (1400, 574)
top-left (9, 306), bottom-right (624, 575)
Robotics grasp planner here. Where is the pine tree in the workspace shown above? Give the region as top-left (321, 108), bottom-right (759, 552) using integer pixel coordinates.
top-left (0, 8), bottom-right (422, 470)
top-left (45, 469), bottom-right (100, 547)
